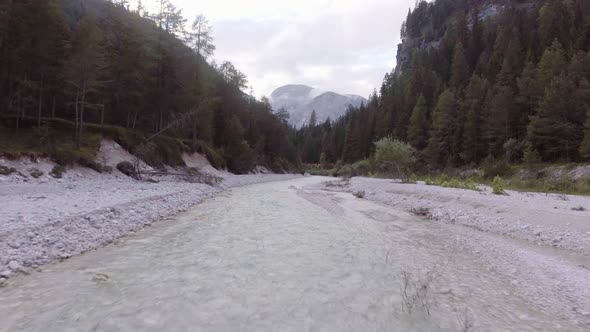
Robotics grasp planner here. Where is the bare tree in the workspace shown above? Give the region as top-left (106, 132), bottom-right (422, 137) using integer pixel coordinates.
top-left (66, 19), bottom-right (106, 148)
top-left (186, 14), bottom-right (215, 59)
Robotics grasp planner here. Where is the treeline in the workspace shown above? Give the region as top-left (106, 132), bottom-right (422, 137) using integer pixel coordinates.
top-left (294, 0), bottom-right (590, 170)
top-left (0, 0), bottom-right (298, 173)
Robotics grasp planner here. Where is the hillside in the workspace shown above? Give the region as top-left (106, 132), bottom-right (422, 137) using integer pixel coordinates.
top-left (0, 0), bottom-right (299, 174)
top-left (294, 0), bottom-right (590, 172)
top-left (269, 85), bottom-right (367, 127)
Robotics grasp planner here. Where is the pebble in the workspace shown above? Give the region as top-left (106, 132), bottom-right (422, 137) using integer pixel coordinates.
top-left (8, 241), bottom-right (21, 249)
top-left (0, 277), bottom-right (6, 286)
top-left (8, 260), bottom-right (20, 271)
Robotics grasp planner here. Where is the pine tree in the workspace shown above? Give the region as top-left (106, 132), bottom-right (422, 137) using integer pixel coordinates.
top-left (308, 110), bottom-right (317, 128)
top-left (580, 112), bottom-right (590, 160)
top-left (462, 75), bottom-right (490, 164)
top-left (426, 89), bottom-right (457, 168)
top-left (527, 74), bottom-right (580, 161)
top-left (408, 95), bottom-right (429, 150)
top-left (450, 41), bottom-right (469, 89)
top-left (537, 40), bottom-right (568, 90)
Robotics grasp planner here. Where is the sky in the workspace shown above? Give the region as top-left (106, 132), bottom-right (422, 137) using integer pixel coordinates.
top-left (131, 0), bottom-right (416, 99)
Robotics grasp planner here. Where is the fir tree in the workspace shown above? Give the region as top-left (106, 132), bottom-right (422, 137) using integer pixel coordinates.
top-left (408, 95), bottom-right (429, 150)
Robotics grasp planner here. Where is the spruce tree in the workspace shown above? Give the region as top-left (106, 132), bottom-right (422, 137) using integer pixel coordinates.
top-left (450, 41), bottom-right (469, 89)
top-left (527, 74), bottom-right (579, 161)
top-left (408, 95), bottom-right (429, 150)
top-left (426, 89), bottom-right (457, 168)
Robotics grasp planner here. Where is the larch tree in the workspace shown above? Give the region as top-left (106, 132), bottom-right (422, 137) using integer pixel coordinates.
top-left (187, 14), bottom-right (215, 60)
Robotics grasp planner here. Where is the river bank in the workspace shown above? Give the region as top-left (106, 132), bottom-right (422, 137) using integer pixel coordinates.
top-left (0, 173), bottom-right (299, 282)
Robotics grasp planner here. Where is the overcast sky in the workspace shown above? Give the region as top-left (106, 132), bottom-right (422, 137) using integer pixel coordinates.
top-left (132, 0), bottom-right (416, 98)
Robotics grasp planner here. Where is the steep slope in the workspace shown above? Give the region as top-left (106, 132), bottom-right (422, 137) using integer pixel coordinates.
top-left (269, 85), bottom-right (367, 127)
top-left (0, 0), bottom-right (299, 174)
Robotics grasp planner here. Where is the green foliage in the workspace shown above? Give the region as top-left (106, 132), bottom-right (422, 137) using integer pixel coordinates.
top-left (0, 165), bottom-right (17, 176)
top-left (482, 157), bottom-right (514, 179)
top-left (427, 174), bottom-right (480, 191)
top-left (374, 137), bottom-right (416, 178)
top-left (291, 1), bottom-right (590, 172)
top-left (49, 165), bottom-right (65, 178)
top-left (408, 95), bottom-right (429, 150)
top-left (1, 1), bottom-right (297, 174)
top-left (492, 176), bottom-right (506, 195)
top-left (580, 112), bottom-right (590, 160)
top-left (29, 168), bottom-right (43, 178)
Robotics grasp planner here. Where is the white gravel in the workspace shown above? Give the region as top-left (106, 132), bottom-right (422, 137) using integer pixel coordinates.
top-left (0, 168), bottom-right (299, 278)
top-left (328, 177), bottom-right (590, 255)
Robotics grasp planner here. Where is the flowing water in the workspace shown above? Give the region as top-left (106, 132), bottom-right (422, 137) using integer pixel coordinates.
top-left (0, 177), bottom-right (585, 331)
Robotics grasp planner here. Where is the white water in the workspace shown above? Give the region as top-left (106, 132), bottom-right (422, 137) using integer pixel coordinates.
top-left (0, 177), bottom-right (586, 331)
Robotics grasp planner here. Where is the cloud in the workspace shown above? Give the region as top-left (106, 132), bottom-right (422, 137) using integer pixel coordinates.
top-left (133, 0), bottom-right (416, 97)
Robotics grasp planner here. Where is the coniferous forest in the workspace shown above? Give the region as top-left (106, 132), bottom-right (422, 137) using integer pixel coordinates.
top-left (293, 0), bottom-right (590, 172)
top-left (0, 0), bottom-right (299, 174)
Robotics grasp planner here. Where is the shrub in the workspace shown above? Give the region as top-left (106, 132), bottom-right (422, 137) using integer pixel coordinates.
top-left (49, 165), bottom-right (65, 178)
top-left (0, 165), bottom-right (16, 176)
top-left (29, 168), bottom-right (43, 178)
top-left (353, 190), bottom-right (366, 199)
top-left (492, 176), bottom-right (506, 195)
top-left (374, 137), bottom-right (415, 180)
top-left (572, 206), bottom-right (586, 211)
top-left (116, 161), bottom-right (136, 178)
top-left (482, 157), bottom-right (513, 179)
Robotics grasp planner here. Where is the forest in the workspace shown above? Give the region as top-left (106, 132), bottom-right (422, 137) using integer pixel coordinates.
top-left (293, 0), bottom-right (590, 173)
top-left (0, 0), bottom-right (299, 174)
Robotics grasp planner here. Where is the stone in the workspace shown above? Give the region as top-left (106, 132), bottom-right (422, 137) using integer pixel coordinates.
top-left (8, 260), bottom-right (20, 271)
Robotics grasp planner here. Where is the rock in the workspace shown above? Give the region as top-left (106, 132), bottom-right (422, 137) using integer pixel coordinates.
top-left (8, 260), bottom-right (20, 271)
top-left (0, 277), bottom-right (6, 286)
top-left (8, 241), bottom-right (21, 249)
top-left (0, 270), bottom-right (11, 278)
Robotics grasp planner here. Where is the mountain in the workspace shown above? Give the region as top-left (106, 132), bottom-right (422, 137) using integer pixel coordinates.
top-left (269, 85), bottom-right (367, 127)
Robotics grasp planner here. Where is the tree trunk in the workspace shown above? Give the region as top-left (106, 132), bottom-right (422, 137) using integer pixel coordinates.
top-left (51, 96), bottom-right (56, 118)
top-left (37, 81), bottom-right (43, 127)
top-left (74, 88), bottom-right (80, 145)
top-left (77, 80), bottom-right (87, 149)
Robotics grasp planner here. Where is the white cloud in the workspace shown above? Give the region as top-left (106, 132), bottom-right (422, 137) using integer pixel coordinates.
top-left (131, 0), bottom-right (416, 98)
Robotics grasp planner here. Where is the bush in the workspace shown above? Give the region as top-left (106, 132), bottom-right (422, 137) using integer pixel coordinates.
top-left (116, 161), bottom-right (136, 178)
top-left (492, 176), bottom-right (506, 195)
top-left (353, 190), bottom-right (366, 199)
top-left (482, 157), bottom-right (513, 179)
top-left (374, 137), bottom-right (415, 180)
top-left (0, 165), bottom-right (16, 175)
top-left (49, 165), bottom-right (65, 178)
top-left (29, 168), bottom-right (43, 178)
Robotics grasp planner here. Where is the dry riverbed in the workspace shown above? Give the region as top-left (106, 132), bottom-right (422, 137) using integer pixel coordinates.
top-left (325, 177), bottom-right (590, 256)
top-left (0, 177), bottom-right (588, 331)
top-left (0, 173), bottom-right (299, 281)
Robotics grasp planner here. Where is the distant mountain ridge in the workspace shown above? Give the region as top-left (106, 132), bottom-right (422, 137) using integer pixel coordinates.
top-left (269, 85), bottom-right (367, 127)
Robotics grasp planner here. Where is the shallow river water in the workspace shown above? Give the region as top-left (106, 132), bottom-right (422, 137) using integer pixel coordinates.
top-left (0, 177), bottom-right (586, 331)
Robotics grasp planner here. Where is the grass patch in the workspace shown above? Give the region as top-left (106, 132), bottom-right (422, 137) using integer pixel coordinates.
top-left (422, 174), bottom-right (480, 191)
